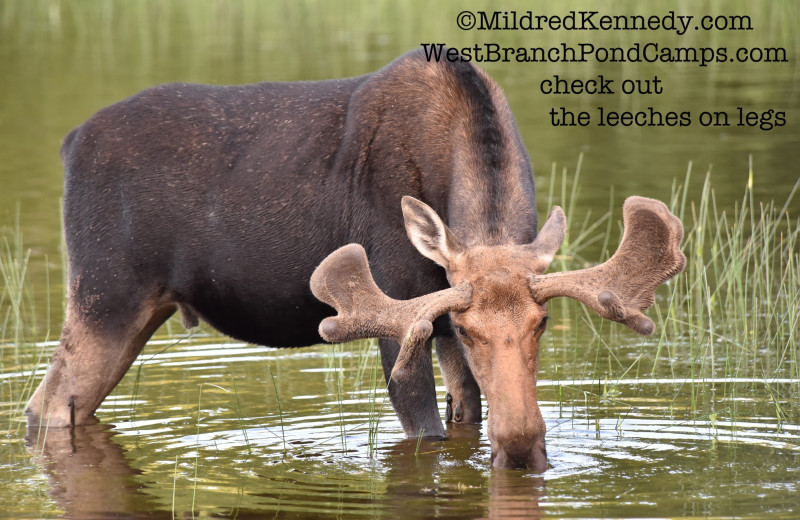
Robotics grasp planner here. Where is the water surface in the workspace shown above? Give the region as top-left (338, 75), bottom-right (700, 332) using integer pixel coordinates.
top-left (1, 1), bottom-right (799, 518)
top-left (4, 337), bottom-right (799, 518)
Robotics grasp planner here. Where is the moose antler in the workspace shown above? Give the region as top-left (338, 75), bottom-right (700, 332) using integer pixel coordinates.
top-left (310, 244), bottom-right (472, 379)
top-left (528, 196), bottom-right (685, 335)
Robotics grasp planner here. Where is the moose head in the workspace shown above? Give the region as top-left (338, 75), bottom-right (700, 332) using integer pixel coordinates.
top-left (311, 195), bottom-right (685, 471)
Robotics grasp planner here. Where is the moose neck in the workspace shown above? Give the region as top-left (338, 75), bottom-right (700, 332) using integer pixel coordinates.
top-left (443, 64), bottom-right (538, 247)
top-left (342, 51), bottom-right (538, 252)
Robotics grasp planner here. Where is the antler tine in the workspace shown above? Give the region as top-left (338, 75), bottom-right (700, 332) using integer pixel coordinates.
top-left (529, 196), bottom-right (686, 335)
top-left (310, 244), bottom-right (472, 379)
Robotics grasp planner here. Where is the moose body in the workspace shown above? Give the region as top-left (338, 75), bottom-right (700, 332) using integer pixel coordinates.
top-left (27, 49), bottom-right (684, 471)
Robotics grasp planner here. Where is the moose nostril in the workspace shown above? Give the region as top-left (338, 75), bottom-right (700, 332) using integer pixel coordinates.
top-left (454, 401), bottom-right (463, 422)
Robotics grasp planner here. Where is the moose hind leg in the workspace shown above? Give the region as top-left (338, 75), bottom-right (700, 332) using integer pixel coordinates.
top-left (379, 338), bottom-right (445, 438)
top-left (26, 300), bottom-right (175, 428)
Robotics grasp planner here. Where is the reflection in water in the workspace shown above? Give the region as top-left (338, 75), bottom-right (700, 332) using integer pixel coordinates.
top-left (245, 422), bottom-right (546, 519)
top-left (26, 423), bottom-right (166, 519)
top-left (25, 416), bottom-right (549, 519)
top-left (10, 341), bottom-right (800, 518)
top-left (381, 436), bottom-right (479, 520)
top-left (487, 472), bottom-right (544, 520)
top-left (379, 424), bottom-right (545, 520)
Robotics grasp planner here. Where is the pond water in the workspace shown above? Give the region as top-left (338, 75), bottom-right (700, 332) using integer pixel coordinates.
top-left (1, 1), bottom-right (799, 518)
top-left (4, 335), bottom-right (800, 518)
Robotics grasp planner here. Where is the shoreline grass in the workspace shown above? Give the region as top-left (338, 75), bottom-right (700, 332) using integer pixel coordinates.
top-left (539, 159), bottom-right (799, 434)
top-left (668, 162), bottom-right (798, 386)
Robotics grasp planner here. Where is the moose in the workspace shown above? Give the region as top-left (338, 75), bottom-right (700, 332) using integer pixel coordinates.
top-left (26, 49), bottom-right (685, 471)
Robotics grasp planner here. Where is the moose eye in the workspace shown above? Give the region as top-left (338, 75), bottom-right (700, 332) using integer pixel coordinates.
top-left (537, 316), bottom-right (550, 333)
top-left (455, 325), bottom-right (469, 338)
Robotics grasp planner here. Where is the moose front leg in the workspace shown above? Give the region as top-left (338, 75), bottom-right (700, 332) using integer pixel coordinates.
top-left (310, 243), bottom-right (470, 439)
top-left (378, 338), bottom-right (446, 438)
top-left (435, 336), bottom-right (482, 424)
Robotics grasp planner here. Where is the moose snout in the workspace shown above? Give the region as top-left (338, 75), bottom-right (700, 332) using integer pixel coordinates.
top-left (490, 427), bottom-right (548, 472)
top-left (488, 405), bottom-right (548, 472)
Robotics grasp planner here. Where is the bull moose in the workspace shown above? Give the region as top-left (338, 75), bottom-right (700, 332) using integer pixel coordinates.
top-left (26, 49), bottom-right (685, 471)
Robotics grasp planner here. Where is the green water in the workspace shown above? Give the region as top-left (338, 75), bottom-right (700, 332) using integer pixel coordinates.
top-left (4, 338), bottom-right (800, 518)
top-left (1, 1), bottom-right (799, 518)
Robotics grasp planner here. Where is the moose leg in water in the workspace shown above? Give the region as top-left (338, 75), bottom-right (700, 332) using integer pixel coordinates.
top-left (379, 338), bottom-right (444, 437)
top-left (27, 275), bottom-right (177, 427)
top-left (435, 336), bottom-right (481, 424)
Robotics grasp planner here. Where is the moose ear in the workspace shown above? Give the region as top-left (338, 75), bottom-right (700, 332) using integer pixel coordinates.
top-left (521, 206), bottom-right (566, 274)
top-left (401, 196), bottom-right (463, 270)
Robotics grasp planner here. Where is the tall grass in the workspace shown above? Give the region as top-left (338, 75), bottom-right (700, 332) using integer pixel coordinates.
top-left (543, 159), bottom-right (799, 426)
top-left (321, 340), bottom-right (388, 456)
top-left (267, 363), bottom-right (287, 454)
top-left (0, 208), bottom-right (55, 433)
top-left (0, 205), bottom-right (33, 354)
top-left (664, 162), bottom-right (800, 412)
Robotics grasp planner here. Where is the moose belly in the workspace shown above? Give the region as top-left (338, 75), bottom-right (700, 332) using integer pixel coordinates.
top-left (184, 279), bottom-right (331, 348)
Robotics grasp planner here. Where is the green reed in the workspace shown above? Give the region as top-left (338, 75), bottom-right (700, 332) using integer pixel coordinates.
top-left (267, 363), bottom-right (287, 454)
top-left (329, 344), bottom-right (348, 452)
top-left (322, 340), bottom-right (388, 456)
top-left (367, 345), bottom-right (388, 455)
top-left (541, 159), bottom-right (798, 428)
top-left (667, 163), bottom-right (798, 420)
top-left (665, 162), bottom-right (799, 384)
top-left (0, 204), bottom-right (31, 355)
top-left (191, 384), bottom-right (203, 519)
top-left (0, 207), bottom-right (56, 432)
